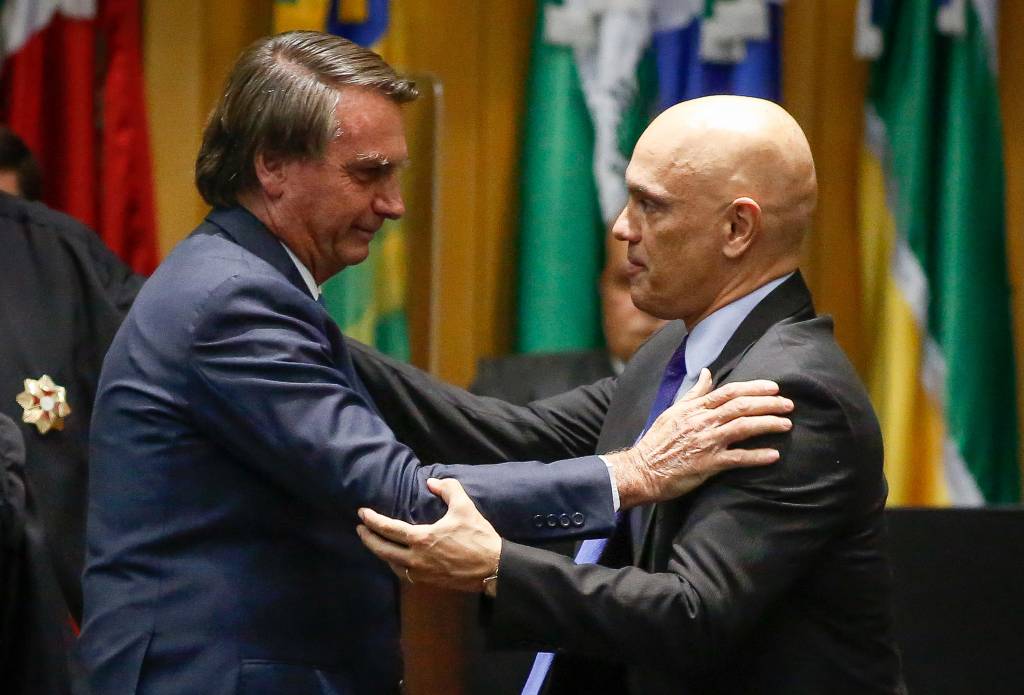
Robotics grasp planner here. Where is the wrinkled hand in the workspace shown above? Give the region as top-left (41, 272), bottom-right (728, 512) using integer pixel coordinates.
top-left (608, 368), bottom-right (793, 508)
top-left (356, 478), bottom-right (501, 593)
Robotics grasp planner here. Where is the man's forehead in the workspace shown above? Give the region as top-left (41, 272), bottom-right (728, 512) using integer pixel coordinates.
top-left (330, 99), bottom-right (408, 160)
top-left (624, 159), bottom-right (672, 197)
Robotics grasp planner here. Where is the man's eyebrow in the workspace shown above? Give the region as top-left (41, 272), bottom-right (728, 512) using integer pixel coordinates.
top-left (626, 180), bottom-right (670, 201)
top-left (353, 152), bottom-right (410, 168)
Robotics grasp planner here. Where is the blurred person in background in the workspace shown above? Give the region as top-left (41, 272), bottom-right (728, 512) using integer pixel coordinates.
top-left (0, 127), bottom-right (141, 694)
top-left (471, 230), bottom-right (667, 405)
top-left (0, 125), bottom-right (43, 200)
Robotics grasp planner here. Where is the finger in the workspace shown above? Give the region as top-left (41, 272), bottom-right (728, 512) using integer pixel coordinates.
top-left (715, 415), bottom-right (793, 444)
top-left (358, 507), bottom-right (416, 545)
top-left (700, 379), bottom-right (781, 409)
top-left (706, 395), bottom-right (794, 426)
top-left (426, 477), bottom-right (469, 508)
top-left (714, 447), bottom-right (781, 468)
top-left (356, 524), bottom-right (415, 566)
top-left (680, 368), bottom-right (713, 401)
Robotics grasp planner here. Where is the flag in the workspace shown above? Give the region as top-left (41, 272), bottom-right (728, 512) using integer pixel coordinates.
top-left (653, 0), bottom-right (782, 107)
top-left (855, 0), bottom-right (1019, 504)
top-left (97, 0), bottom-right (159, 275)
top-left (0, 0), bottom-right (159, 274)
top-left (274, 0), bottom-right (411, 360)
top-left (516, 0), bottom-right (656, 353)
top-left (516, 0), bottom-right (783, 353)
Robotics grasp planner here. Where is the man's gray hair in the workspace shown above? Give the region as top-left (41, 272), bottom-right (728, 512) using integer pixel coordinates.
top-left (195, 30), bottom-right (418, 208)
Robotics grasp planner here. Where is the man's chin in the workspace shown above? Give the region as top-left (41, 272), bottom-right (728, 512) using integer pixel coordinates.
top-left (340, 244), bottom-right (372, 268)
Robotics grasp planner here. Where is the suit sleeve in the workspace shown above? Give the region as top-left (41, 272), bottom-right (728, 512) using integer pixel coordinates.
top-left (186, 276), bottom-right (616, 541)
top-left (347, 338), bottom-right (614, 466)
top-left (486, 369), bottom-right (869, 674)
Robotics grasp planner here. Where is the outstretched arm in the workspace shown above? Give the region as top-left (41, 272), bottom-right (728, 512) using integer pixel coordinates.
top-left (347, 337), bottom-right (614, 465)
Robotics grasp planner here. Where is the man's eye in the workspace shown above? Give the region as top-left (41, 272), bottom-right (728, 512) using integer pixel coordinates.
top-left (355, 167), bottom-right (384, 181)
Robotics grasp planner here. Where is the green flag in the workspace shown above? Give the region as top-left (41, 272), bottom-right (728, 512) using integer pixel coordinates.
top-left (516, 1), bottom-right (655, 353)
top-left (857, 0), bottom-right (1019, 503)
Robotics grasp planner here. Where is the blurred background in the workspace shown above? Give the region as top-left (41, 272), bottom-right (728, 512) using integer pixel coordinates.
top-left (8, 0), bottom-right (1014, 506)
top-left (2, 1), bottom-right (1022, 690)
top-left (6, 0), bottom-right (1021, 496)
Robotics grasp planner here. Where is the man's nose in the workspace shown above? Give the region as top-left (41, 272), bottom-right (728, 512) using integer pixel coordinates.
top-left (374, 179), bottom-right (405, 219)
top-left (611, 207), bottom-right (635, 241)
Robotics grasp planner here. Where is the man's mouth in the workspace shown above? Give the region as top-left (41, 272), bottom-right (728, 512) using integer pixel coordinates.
top-left (626, 256), bottom-right (647, 276)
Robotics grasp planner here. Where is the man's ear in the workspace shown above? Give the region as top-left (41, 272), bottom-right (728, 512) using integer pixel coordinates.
top-left (253, 151), bottom-right (288, 199)
top-left (723, 197), bottom-right (761, 259)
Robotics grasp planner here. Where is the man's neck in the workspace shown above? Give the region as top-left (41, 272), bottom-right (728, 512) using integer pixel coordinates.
top-left (674, 272), bottom-right (793, 397)
top-left (238, 194), bottom-right (324, 284)
top-left (684, 263), bottom-right (798, 331)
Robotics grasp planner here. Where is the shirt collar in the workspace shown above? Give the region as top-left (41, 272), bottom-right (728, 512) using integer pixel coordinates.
top-left (674, 272), bottom-right (793, 400)
top-left (280, 242), bottom-right (321, 300)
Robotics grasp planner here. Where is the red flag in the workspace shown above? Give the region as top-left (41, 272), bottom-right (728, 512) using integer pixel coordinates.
top-left (2, 0), bottom-right (159, 274)
top-left (98, 0), bottom-right (158, 274)
top-left (2, 4), bottom-right (98, 227)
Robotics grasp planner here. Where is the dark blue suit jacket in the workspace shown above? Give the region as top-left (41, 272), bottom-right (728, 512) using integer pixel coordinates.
top-left (79, 207), bottom-right (615, 695)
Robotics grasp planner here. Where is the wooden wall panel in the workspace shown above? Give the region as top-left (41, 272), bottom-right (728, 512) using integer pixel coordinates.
top-left (144, 0), bottom-right (272, 256)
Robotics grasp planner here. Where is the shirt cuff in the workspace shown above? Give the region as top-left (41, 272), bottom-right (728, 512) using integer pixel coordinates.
top-left (599, 455), bottom-right (620, 511)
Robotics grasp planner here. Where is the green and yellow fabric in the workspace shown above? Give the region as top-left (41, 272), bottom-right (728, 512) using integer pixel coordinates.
top-left (856, 0), bottom-right (1019, 504)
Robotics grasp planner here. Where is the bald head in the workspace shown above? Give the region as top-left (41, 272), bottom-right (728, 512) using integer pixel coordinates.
top-left (613, 96), bottom-right (817, 326)
top-left (642, 95), bottom-right (816, 256)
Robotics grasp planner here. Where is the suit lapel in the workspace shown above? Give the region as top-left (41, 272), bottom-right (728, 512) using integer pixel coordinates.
top-left (706, 272), bottom-right (815, 387)
top-left (597, 321), bottom-right (688, 455)
top-left (637, 272), bottom-right (816, 568)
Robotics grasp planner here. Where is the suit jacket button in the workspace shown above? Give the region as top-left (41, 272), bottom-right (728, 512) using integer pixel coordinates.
top-left (533, 514), bottom-right (545, 528)
top-left (571, 512), bottom-right (584, 527)
top-left (558, 513), bottom-right (570, 527)
top-left (546, 514), bottom-right (558, 528)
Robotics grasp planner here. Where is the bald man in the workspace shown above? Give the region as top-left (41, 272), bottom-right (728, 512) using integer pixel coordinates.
top-left (352, 95), bottom-right (904, 693)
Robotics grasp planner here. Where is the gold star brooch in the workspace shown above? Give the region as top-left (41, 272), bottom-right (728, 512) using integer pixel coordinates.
top-left (16, 375), bottom-right (72, 434)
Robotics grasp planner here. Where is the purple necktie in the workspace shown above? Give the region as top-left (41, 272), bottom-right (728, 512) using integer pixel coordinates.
top-left (521, 336), bottom-right (689, 695)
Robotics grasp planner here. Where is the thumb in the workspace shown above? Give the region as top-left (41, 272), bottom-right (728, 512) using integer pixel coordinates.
top-left (426, 477), bottom-right (467, 508)
top-left (680, 368), bottom-right (713, 401)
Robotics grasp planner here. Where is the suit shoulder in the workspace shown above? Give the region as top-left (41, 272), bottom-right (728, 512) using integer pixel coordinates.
top-left (0, 193), bottom-right (90, 239)
top-left (0, 194), bottom-right (133, 272)
top-left (145, 232), bottom-right (298, 302)
top-left (128, 232), bottom-right (318, 347)
top-left (725, 316), bottom-right (884, 493)
top-left (741, 316), bottom-right (869, 408)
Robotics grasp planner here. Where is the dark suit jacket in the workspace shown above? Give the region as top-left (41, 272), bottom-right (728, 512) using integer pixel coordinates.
top-left (471, 350), bottom-right (615, 405)
top-left (469, 350), bottom-right (615, 695)
top-left (0, 192), bottom-right (142, 623)
top-left (0, 193), bottom-right (140, 695)
top-left (80, 207), bottom-right (617, 695)
top-left (350, 273), bottom-right (905, 694)
top-left (1, 413), bottom-right (84, 695)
